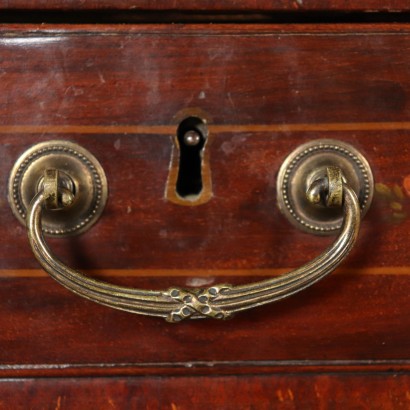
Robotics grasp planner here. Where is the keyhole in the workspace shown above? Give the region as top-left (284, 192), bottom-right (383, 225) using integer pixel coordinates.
top-left (176, 117), bottom-right (207, 198)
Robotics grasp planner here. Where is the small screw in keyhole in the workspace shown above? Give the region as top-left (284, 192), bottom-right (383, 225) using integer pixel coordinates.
top-left (183, 130), bottom-right (202, 147)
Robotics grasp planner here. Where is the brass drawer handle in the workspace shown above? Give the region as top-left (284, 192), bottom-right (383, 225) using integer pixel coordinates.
top-left (10, 140), bottom-right (371, 322)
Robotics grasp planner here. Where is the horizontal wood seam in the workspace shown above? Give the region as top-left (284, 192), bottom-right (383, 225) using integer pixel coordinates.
top-left (2, 122), bottom-right (410, 134)
top-left (2, 24), bottom-right (410, 36)
top-left (1, 267), bottom-right (410, 278)
top-left (1, 360), bottom-right (410, 378)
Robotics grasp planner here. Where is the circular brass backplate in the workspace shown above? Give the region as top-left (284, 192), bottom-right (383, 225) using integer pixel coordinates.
top-left (8, 140), bottom-right (108, 236)
top-left (276, 139), bottom-right (373, 235)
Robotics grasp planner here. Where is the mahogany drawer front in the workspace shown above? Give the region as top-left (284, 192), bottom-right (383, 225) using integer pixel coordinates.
top-left (0, 24), bottom-right (409, 377)
top-left (1, 375), bottom-right (410, 409)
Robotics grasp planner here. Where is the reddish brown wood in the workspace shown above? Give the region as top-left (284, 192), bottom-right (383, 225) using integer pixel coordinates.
top-left (1, 24), bottom-right (410, 127)
top-left (0, 273), bottom-right (410, 374)
top-left (0, 25), bottom-right (410, 386)
top-left (1, 374), bottom-right (410, 409)
top-left (2, 131), bottom-right (410, 270)
top-left (0, 1), bottom-right (409, 11)
top-left (0, 25), bottom-right (409, 270)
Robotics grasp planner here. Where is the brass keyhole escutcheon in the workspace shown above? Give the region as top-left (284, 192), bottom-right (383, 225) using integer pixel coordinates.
top-left (165, 116), bottom-right (213, 206)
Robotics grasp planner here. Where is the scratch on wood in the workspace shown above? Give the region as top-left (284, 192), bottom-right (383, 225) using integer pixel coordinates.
top-left (55, 396), bottom-right (62, 410)
top-left (288, 388), bottom-right (294, 401)
top-left (314, 384), bottom-right (322, 399)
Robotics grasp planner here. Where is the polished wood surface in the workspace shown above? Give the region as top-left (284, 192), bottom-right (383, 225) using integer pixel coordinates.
top-left (1, 274), bottom-right (410, 376)
top-left (0, 25), bottom-right (409, 401)
top-left (1, 374), bottom-right (410, 409)
top-left (1, 25), bottom-right (409, 272)
top-left (1, 131), bottom-right (409, 270)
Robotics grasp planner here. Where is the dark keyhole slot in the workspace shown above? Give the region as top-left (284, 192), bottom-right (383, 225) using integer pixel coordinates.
top-left (176, 117), bottom-right (207, 198)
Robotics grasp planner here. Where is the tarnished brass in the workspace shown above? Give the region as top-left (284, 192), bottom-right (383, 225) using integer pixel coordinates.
top-left (42, 169), bottom-right (76, 210)
top-left (306, 166), bottom-right (343, 208)
top-left (23, 158), bottom-right (361, 321)
top-left (8, 140), bottom-right (108, 236)
top-left (276, 139), bottom-right (374, 235)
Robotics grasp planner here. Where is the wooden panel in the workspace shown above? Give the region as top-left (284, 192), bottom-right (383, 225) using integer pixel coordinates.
top-left (0, 25), bottom-right (410, 375)
top-left (0, 274), bottom-right (410, 375)
top-left (1, 374), bottom-right (410, 409)
top-left (1, 131), bottom-right (409, 270)
top-left (1, 25), bottom-right (410, 126)
top-left (0, 25), bottom-right (409, 270)
top-left (0, 1), bottom-right (409, 12)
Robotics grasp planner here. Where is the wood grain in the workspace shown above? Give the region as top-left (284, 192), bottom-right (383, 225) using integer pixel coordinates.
top-left (0, 25), bottom-right (410, 378)
top-left (0, 274), bottom-right (410, 370)
top-left (2, 131), bottom-right (409, 270)
top-left (3, 121), bottom-right (410, 134)
top-left (4, 266), bottom-right (410, 278)
top-left (0, 25), bottom-right (410, 271)
top-left (1, 374), bottom-right (410, 410)
top-left (1, 24), bottom-right (410, 126)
